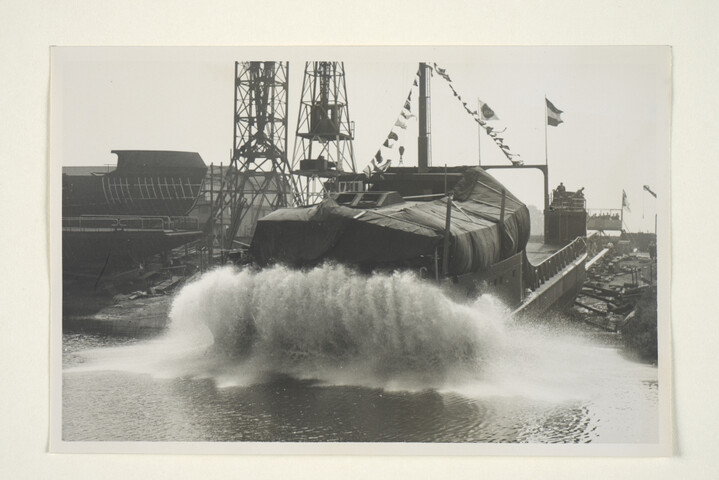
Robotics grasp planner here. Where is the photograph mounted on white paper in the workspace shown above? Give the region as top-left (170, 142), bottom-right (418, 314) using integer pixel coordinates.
top-left (49, 46), bottom-right (672, 455)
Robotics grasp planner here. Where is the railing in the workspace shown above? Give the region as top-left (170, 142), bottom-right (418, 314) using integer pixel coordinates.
top-left (169, 216), bottom-right (201, 231)
top-left (550, 192), bottom-right (586, 210)
top-left (62, 215), bottom-right (200, 231)
top-left (524, 236), bottom-right (587, 291)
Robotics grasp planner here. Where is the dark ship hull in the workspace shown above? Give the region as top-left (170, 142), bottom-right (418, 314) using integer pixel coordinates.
top-left (62, 151), bottom-right (207, 275)
top-left (251, 167), bottom-right (529, 275)
top-left (63, 150), bottom-right (207, 217)
top-left (249, 166), bottom-right (587, 311)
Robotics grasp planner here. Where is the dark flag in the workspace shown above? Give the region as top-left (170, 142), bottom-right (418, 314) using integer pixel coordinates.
top-left (622, 190), bottom-right (631, 212)
top-left (546, 98), bottom-right (564, 126)
top-left (479, 100), bottom-right (499, 121)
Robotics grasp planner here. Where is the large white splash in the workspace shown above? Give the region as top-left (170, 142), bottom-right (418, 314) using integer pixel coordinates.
top-left (166, 264), bottom-right (509, 390)
top-left (68, 264), bottom-right (657, 421)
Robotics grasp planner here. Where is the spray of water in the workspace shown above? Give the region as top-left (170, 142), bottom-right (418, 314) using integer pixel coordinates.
top-left (68, 264), bottom-right (656, 408)
top-left (161, 264), bottom-right (509, 390)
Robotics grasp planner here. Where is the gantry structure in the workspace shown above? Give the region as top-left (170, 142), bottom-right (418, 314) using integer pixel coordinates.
top-left (291, 61), bottom-right (357, 205)
top-left (210, 61), bottom-right (301, 252)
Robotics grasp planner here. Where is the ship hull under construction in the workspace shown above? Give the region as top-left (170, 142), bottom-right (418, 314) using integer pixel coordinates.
top-left (62, 150), bottom-right (208, 277)
top-left (63, 221), bottom-right (204, 275)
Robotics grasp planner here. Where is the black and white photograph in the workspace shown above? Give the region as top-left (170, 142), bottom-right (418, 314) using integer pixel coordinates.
top-left (49, 46), bottom-right (671, 455)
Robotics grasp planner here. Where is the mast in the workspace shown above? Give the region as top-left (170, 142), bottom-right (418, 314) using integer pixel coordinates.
top-left (477, 98), bottom-right (482, 166)
top-left (543, 96), bottom-right (550, 238)
top-left (418, 62), bottom-right (432, 173)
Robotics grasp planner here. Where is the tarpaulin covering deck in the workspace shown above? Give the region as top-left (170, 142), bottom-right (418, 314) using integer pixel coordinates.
top-left (250, 167), bottom-right (530, 275)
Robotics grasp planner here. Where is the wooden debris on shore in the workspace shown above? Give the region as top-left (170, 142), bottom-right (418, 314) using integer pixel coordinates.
top-left (572, 241), bottom-right (656, 336)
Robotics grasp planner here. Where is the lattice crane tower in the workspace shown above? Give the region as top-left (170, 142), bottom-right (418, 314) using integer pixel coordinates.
top-left (291, 61), bottom-right (357, 205)
top-left (211, 61), bottom-right (301, 252)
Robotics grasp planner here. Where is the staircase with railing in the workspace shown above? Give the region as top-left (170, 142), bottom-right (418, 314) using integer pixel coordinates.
top-left (523, 236), bottom-right (587, 291)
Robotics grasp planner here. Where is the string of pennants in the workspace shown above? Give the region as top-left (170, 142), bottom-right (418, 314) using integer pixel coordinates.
top-left (432, 63), bottom-right (522, 165)
top-left (363, 69), bottom-right (420, 177)
top-left (365, 63), bottom-right (522, 176)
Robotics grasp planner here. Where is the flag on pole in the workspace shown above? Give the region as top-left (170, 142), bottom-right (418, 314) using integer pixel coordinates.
top-left (546, 98), bottom-right (564, 126)
top-left (478, 100), bottom-right (499, 121)
top-left (622, 190), bottom-right (631, 211)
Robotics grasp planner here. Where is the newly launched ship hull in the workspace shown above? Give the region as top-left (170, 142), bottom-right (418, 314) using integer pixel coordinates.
top-left (250, 167), bottom-right (531, 278)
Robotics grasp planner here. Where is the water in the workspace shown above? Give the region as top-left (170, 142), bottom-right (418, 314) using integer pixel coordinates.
top-left (62, 265), bottom-right (658, 443)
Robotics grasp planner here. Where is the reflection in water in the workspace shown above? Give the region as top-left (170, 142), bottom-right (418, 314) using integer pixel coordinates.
top-left (63, 266), bottom-right (658, 443)
top-left (64, 371), bottom-right (613, 443)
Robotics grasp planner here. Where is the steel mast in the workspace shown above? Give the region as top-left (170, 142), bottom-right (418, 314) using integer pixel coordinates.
top-left (291, 61), bottom-right (357, 205)
top-left (209, 61), bottom-right (301, 255)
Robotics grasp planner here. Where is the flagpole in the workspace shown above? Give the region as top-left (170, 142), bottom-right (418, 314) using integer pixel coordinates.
top-left (543, 96), bottom-right (550, 235)
top-left (477, 98), bottom-right (482, 166)
top-left (544, 96), bottom-right (549, 167)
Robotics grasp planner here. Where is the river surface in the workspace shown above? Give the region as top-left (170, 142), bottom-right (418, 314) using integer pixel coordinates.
top-left (62, 265), bottom-right (658, 444)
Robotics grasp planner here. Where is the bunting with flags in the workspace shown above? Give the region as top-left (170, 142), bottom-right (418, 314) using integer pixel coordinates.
top-left (431, 62), bottom-right (520, 164)
top-left (546, 98), bottom-right (563, 126)
top-left (362, 68), bottom-right (420, 175)
top-left (366, 63), bottom-right (528, 173)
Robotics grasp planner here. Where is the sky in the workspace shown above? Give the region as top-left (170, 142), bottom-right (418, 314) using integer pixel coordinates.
top-left (54, 46), bottom-right (670, 232)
